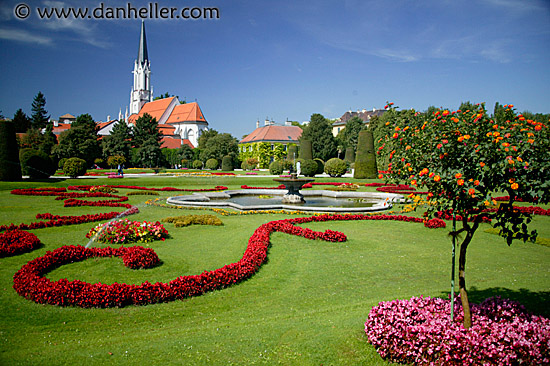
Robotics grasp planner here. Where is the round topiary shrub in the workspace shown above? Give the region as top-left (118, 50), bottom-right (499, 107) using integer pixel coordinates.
top-left (107, 155), bottom-right (126, 169)
top-left (63, 157), bottom-right (87, 178)
top-left (192, 160), bottom-right (203, 169)
top-left (19, 148), bottom-right (56, 179)
top-left (282, 160), bottom-right (293, 171)
top-left (58, 158), bottom-right (67, 169)
top-left (314, 158), bottom-right (325, 175)
top-left (205, 158), bottom-right (218, 170)
top-left (324, 158), bottom-right (347, 177)
top-left (241, 161), bottom-right (250, 170)
top-left (221, 155), bottom-right (233, 171)
top-left (300, 159), bottom-right (318, 177)
top-left (269, 160), bottom-right (284, 175)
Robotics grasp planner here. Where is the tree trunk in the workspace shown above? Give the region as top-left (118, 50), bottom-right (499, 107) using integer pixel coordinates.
top-left (458, 222), bottom-right (478, 329)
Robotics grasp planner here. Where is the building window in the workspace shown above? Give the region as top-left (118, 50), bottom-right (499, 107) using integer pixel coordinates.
top-left (271, 144), bottom-right (274, 150)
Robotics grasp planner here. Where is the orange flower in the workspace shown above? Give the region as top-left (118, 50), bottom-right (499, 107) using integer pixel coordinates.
top-left (535, 125), bottom-right (542, 131)
top-left (411, 179), bottom-right (417, 186)
top-left (395, 126), bottom-right (401, 131)
top-left (511, 183), bottom-right (519, 190)
top-left (480, 162), bottom-right (485, 167)
top-left (484, 200), bottom-right (490, 206)
top-left (437, 143), bottom-right (443, 149)
top-left (405, 145), bottom-right (411, 150)
top-left (434, 175), bottom-right (441, 182)
top-left (464, 135), bottom-right (471, 140)
top-left (378, 174), bottom-right (383, 179)
top-left (458, 136), bottom-right (464, 142)
top-left (442, 110), bottom-right (450, 116)
top-left (502, 142), bottom-right (510, 147)
top-left (457, 179), bottom-right (464, 186)
top-left (455, 173), bottom-right (462, 179)
top-left (474, 180), bottom-right (480, 186)
top-left (392, 133), bottom-right (399, 139)
top-left (468, 188), bottom-right (475, 196)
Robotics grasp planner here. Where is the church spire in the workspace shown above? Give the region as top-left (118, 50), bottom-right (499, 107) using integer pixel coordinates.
top-left (137, 20), bottom-right (148, 66)
top-left (130, 21), bottom-right (152, 115)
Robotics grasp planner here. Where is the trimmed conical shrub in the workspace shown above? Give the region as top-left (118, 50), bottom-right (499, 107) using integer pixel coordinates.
top-left (344, 147), bottom-right (355, 164)
top-left (299, 140), bottom-right (312, 160)
top-left (354, 130), bottom-right (377, 179)
top-left (0, 121), bottom-right (22, 181)
top-left (286, 144), bottom-right (297, 161)
top-left (221, 155), bottom-right (233, 171)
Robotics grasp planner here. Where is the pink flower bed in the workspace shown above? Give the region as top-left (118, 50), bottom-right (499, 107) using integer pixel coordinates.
top-left (0, 230), bottom-right (41, 257)
top-left (13, 213), bottom-right (443, 308)
top-left (365, 296), bottom-right (550, 365)
top-left (86, 219), bottom-right (169, 244)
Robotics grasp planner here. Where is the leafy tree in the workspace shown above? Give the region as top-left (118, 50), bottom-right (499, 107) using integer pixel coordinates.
top-left (197, 129), bottom-right (218, 149)
top-left (493, 102), bottom-right (506, 125)
top-left (133, 113), bottom-right (163, 167)
top-left (300, 113), bottom-right (337, 161)
top-left (12, 109), bottom-right (31, 133)
top-left (337, 116), bottom-right (364, 150)
top-left (178, 144), bottom-right (194, 162)
top-left (200, 133), bottom-right (239, 162)
top-left (53, 114), bottom-right (100, 165)
top-left (153, 92), bottom-right (172, 100)
top-left (102, 120), bottom-right (132, 160)
top-left (40, 123), bottom-right (57, 156)
top-left (31, 91), bottom-right (49, 129)
top-left (19, 127), bottom-right (43, 149)
top-left (380, 103), bottom-right (550, 328)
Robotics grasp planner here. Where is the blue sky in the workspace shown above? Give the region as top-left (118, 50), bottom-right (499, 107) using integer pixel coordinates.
top-left (0, 0), bottom-right (549, 139)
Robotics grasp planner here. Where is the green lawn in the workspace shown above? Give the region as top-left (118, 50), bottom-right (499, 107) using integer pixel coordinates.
top-left (1, 176), bottom-right (549, 365)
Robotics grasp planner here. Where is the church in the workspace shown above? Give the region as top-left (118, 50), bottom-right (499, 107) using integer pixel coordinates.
top-left (114, 21), bottom-right (209, 148)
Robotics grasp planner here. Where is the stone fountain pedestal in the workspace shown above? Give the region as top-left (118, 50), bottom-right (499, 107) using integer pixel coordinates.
top-left (273, 173), bottom-right (314, 204)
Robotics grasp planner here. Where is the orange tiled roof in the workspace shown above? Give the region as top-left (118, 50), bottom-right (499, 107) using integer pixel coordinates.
top-left (127, 97), bottom-right (176, 124)
top-left (161, 136), bottom-right (194, 149)
top-left (165, 102), bottom-right (207, 124)
top-left (52, 123), bottom-right (72, 134)
top-left (240, 125), bottom-right (302, 144)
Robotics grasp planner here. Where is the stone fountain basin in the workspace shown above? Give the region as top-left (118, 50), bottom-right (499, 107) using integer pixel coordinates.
top-left (166, 189), bottom-right (403, 213)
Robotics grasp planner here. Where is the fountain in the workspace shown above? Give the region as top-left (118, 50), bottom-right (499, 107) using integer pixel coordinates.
top-left (166, 173), bottom-right (404, 213)
top-left (272, 173), bottom-right (314, 204)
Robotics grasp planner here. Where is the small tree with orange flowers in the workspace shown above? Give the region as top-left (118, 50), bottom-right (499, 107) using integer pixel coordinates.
top-left (380, 102), bottom-right (550, 328)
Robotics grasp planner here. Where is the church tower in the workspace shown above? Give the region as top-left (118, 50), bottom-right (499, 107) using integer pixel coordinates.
top-left (129, 21), bottom-right (153, 115)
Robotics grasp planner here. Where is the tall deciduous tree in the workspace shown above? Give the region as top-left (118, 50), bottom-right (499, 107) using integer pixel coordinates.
top-left (102, 120), bottom-right (132, 160)
top-left (31, 91), bottom-right (49, 129)
top-left (199, 133), bottom-right (239, 163)
top-left (381, 103), bottom-right (550, 328)
top-left (197, 128), bottom-right (218, 149)
top-left (133, 113), bottom-right (163, 167)
top-left (300, 113), bottom-right (337, 161)
top-left (338, 116), bottom-right (364, 151)
top-left (12, 109), bottom-right (31, 133)
top-left (53, 114), bottom-right (100, 165)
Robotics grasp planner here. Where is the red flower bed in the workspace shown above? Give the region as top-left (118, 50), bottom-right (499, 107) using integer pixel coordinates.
top-left (484, 206), bottom-right (550, 216)
top-left (365, 295), bottom-right (550, 365)
top-left (0, 230), bottom-right (41, 257)
top-left (376, 184), bottom-right (429, 195)
top-left (211, 172), bottom-right (235, 176)
top-left (13, 213), bottom-right (444, 308)
top-left (241, 184), bottom-right (286, 189)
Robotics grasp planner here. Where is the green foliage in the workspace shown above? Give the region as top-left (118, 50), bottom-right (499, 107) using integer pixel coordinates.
top-left (205, 158), bottom-right (218, 170)
top-left (300, 159), bottom-right (318, 177)
top-left (53, 114), bottom-right (100, 165)
top-left (286, 144), bottom-right (297, 161)
top-left (19, 148), bottom-right (55, 179)
top-left (178, 144), bottom-right (194, 162)
top-left (192, 160), bottom-right (203, 169)
top-left (62, 157), bottom-right (87, 178)
top-left (198, 129), bottom-right (218, 149)
top-left (163, 214), bottom-right (223, 227)
top-left (338, 116), bottom-right (364, 150)
top-left (299, 139), bottom-right (313, 160)
top-left (132, 113), bottom-right (163, 168)
top-left (344, 147), bottom-right (355, 163)
top-left (18, 127), bottom-right (43, 150)
top-left (354, 130), bottom-right (378, 179)
top-left (39, 123), bottom-right (57, 156)
top-left (221, 155), bottom-right (233, 171)
top-left (0, 121), bottom-right (22, 181)
top-left (313, 158), bottom-right (324, 175)
top-left (324, 158), bottom-right (347, 177)
top-left (300, 113), bottom-right (337, 161)
top-left (241, 161), bottom-right (251, 170)
top-left (161, 149), bottom-right (180, 167)
top-left (12, 109), bottom-right (30, 133)
top-left (101, 120), bottom-right (132, 160)
top-left (180, 159), bottom-right (189, 168)
top-left (126, 191), bottom-right (159, 196)
top-left (31, 91), bottom-right (49, 129)
top-left (58, 158), bottom-right (67, 169)
top-left (200, 133), bottom-right (239, 163)
top-left (269, 160), bottom-right (284, 175)
top-left (107, 155), bottom-right (126, 168)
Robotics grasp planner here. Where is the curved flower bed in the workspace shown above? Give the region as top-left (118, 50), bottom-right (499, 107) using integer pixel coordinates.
top-left (365, 296), bottom-right (550, 365)
top-left (14, 213), bottom-right (443, 308)
top-left (86, 219), bottom-right (169, 244)
top-left (0, 230), bottom-right (41, 257)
